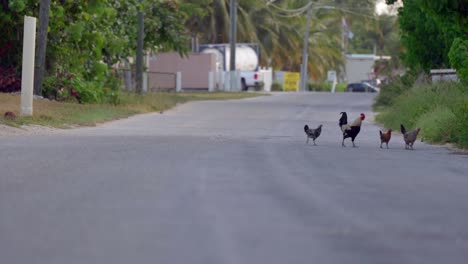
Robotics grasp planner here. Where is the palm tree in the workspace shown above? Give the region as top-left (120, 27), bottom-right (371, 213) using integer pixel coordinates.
top-left (181, 0), bottom-right (347, 80)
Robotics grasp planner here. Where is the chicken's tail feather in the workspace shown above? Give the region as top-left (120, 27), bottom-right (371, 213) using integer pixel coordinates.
top-left (304, 125), bottom-right (309, 133)
top-left (379, 130), bottom-right (383, 137)
top-left (400, 124), bottom-right (406, 134)
top-left (339, 112), bottom-right (348, 127)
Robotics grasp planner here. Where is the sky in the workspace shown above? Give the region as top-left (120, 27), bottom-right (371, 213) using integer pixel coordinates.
top-left (375, 0), bottom-right (402, 15)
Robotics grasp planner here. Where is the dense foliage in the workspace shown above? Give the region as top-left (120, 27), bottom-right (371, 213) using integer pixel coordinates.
top-left (376, 82), bottom-right (468, 149)
top-left (373, 1), bottom-right (467, 148)
top-left (448, 38), bottom-right (468, 83)
top-left (0, 0), bottom-right (189, 102)
top-left (386, 0), bottom-right (467, 73)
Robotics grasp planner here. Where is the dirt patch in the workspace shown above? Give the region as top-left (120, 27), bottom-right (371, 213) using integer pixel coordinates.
top-left (0, 124), bottom-right (60, 137)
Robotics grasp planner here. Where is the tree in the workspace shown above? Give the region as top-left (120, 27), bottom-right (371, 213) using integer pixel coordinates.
top-left (181, 0), bottom-right (346, 80)
top-left (33, 0), bottom-right (50, 95)
top-left (1, 0), bottom-right (190, 100)
top-left (386, 0), bottom-right (467, 71)
top-left (449, 38), bottom-right (468, 83)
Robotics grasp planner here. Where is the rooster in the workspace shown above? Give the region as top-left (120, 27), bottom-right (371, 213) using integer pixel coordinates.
top-left (379, 129), bottom-right (392, 149)
top-left (400, 124), bottom-right (420, 150)
top-left (339, 112), bottom-right (365, 147)
top-left (304, 124), bottom-right (322, 145)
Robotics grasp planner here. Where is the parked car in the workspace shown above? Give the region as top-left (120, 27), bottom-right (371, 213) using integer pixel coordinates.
top-left (361, 79), bottom-right (381, 87)
top-left (345, 82), bottom-right (379, 93)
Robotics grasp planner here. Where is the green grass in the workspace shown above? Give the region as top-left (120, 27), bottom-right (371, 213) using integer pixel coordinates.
top-left (306, 82), bottom-right (347, 92)
top-left (375, 82), bottom-right (468, 149)
top-left (0, 91), bottom-right (264, 128)
top-left (335, 83), bottom-right (347, 92)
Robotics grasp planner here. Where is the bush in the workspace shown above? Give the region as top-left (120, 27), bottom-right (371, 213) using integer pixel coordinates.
top-left (416, 106), bottom-right (457, 143)
top-left (271, 81), bottom-right (283, 91)
top-left (335, 83), bottom-right (347, 92)
top-left (376, 82), bottom-right (468, 148)
top-left (373, 72), bottom-right (417, 109)
top-left (0, 66), bottom-right (21, 93)
top-left (40, 70), bottom-right (122, 104)
top-left (448, 38), bottom-right (468, 83)
top-left (307, 82), bottom-right (332, 92)
top-left (42, 76), bottom-right (59, 99)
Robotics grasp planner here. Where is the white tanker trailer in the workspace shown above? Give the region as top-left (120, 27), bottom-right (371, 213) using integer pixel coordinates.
top-left (198, 43), bottom-right (263, 91)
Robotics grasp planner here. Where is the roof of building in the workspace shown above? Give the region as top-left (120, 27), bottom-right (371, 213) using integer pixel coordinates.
top-left (346, 54), bottom-right (391, 60)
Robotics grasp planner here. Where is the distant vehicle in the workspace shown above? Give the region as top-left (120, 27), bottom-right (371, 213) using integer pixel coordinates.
top-left (361, 79), bottom-right (381, 87)
top-left (198, 43), bottom-right (263, 91)
top-left (345, 82), bottom-right (379, 93)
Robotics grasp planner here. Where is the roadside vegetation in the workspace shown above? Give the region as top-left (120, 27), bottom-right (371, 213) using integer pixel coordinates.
top-left (0, 92), bottom-right (263, 128)
top-left (373, 1), bottom-right (467, 149)
top-left (374, 80), bottom-right (467, 149)
top-left (307, 82), bottom-right (347, 92)
top-left (269, 81), bottom-right (347, 92)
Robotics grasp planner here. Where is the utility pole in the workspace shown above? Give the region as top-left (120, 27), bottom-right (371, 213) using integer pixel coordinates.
top-left (33, 0), bottom-right (51, 96)
top-left (229, 0), bottom-right (237, 91)
top-left (136, 0), bottom-right (144, 94)
top-left (299, 2), bottom-right (312, 92)
top-left (341, 16), bottom-right (348, 83)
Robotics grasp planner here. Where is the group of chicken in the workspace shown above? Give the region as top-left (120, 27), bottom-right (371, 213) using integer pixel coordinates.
top-left (304, 112), bottom-right (421, 149)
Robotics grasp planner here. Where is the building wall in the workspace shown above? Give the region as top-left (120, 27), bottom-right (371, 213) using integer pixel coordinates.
top-left (149, 52), bottom-right (217, 90)
top-left (345, 57), bottom-right (374, 83)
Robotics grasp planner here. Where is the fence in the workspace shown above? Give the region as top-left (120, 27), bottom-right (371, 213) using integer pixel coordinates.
top-left (113, 69), bottom-right (177, 92)
top-left (430, 69), bottom-right (459, 82)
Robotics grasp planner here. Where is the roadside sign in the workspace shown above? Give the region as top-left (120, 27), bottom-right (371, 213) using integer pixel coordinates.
top-left (327, 70), bottom-right (337, 82)
top-left (284, 72), bottom-right (300, 91)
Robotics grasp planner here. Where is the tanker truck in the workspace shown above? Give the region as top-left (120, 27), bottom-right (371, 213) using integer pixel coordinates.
top-left (198, 43), bottom-right (263, 91)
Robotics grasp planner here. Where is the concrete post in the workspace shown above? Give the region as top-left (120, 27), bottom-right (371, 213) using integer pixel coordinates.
top-left (331, 77), bottom-right (337, 93)
top-left (218, 71), bottom-right (224, 91)
top-left (262, 67), bottom-right (273, 92)
top-left (124, 60), bottom-right (132, 90)
top-left (230, 71), bottom-right (237, 92)
top-left (224, 72), bottom-right (231, 92)
top-left (176, 72), bottom-right (182, 92)
top-left (143, 71), bottom-right (148, 93)
top-left (208, 71), bottom-right (215, 92)
top-left (142, 54), bottom-right (149, 93)
top-left (21, 16), bottom-right (37, 116)
top-left (236, 70), bottom-right (241, 92)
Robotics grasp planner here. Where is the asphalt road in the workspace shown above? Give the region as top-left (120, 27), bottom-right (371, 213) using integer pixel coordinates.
top-left (1, 92), bottom-right (467, 264)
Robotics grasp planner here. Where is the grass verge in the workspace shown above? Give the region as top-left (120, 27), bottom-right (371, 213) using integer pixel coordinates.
top-left (0, 92), bottom-right (264, 128)
top-left (375, 82), bottom-right (467, 149)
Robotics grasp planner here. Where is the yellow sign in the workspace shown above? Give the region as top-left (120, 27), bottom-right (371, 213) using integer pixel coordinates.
top-left (283, 72), bottom-right (300, 91)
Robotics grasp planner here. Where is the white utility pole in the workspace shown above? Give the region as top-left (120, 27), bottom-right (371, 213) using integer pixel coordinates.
top-left (299, 2), bottom-right (312, 92)
top-left (21, 16), bottom-right (37, 116)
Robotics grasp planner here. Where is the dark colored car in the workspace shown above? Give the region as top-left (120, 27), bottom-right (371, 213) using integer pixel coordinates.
top-left (345, 83), bottom-right (379, 93)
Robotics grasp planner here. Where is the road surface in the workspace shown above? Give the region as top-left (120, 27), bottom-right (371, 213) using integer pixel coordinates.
top-left (1, 92), bottom-right (467, 264)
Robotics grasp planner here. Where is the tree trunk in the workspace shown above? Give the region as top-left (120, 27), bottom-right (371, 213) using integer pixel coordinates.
top-left (33, 0), bottom-right (51, 96)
